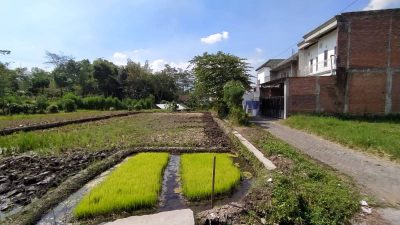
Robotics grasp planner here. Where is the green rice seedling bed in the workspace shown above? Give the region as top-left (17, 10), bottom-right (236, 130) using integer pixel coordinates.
top-left (180, 153), bottom-right (241, 200)
top-left (73, 153), bottom-right (169, 219)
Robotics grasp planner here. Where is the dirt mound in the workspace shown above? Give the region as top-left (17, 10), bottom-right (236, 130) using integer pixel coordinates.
top-left (0, 150), bottom-right (113, 214)
top-left (202, 113), bottom-right (232, 149)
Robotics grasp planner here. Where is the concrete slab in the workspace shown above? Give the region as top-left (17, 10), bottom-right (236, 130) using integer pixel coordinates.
top-left (232, 131), bottom-right (276, 170)
top-left (104, 209), bottom-right (195, 225)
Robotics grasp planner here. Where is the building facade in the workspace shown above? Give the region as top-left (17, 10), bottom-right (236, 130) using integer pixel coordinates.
top-left (257, 8), bottom-right (400, 118)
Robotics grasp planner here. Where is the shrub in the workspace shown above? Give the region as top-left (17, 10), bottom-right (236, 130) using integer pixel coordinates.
top-left (214, 101), bottom-right (229, 118)
top-left (63, 93), bottom-right (82, 107)
top-left (36, 96), bottom-right (49, 113)
top-left (166, 101), bottom-right (178, 112)
top-left (223, 80), bottom-right (245, 109)
top-left (63, 99), bottom-right (77, 112)
top-left (47, 104), bottom-right (59, 113)
top-left (229, 107), bottom-right (248, 125)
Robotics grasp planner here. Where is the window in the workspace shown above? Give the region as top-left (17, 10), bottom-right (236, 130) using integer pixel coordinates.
top-left (324, 50), bottom-right (328, 67)
top-left (310, 59), bottom-right (313, 73)
top-left (316, 57), bottom-right (318, 71)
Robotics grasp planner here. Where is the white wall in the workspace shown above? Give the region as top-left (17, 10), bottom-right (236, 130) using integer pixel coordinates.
top-left (257, 67), bottom-right (271, 84)
top-left (298, 29), bottom-right (337, 76)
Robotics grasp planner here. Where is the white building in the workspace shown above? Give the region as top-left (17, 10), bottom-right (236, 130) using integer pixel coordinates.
top-left (255, 59), bottom-right (285, 84)
top-left (298, 18), bottom-right (337, 76)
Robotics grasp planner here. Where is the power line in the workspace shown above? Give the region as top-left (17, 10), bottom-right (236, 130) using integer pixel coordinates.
top-left (340, 0), bottom-right (361, 13)
top-left (267, 0), bottom-right (361, 60)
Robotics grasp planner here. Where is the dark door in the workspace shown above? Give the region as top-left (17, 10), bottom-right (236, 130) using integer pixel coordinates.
top-left (260, 96), bottom-right (284, 118)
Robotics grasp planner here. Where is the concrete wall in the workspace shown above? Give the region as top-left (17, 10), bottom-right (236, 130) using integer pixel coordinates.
top-left (257, 67), bottom-right (271, 84)
top-left (298, 30), bottom-right (337, 76)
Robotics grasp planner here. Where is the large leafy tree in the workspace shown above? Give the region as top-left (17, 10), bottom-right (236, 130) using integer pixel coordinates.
top-left (93, 59), bottom-right (121, 97)
top-left (30, 67), bottom-right (50, 94)
top-left (190, 51), bottom-right (251, 101)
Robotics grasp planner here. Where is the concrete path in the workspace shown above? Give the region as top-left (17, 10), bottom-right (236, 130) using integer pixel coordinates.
top-left (232, 131), bottom-right (276, 170)
top-left (104, 209), bottom-right (194, 225)
top-left (250, 117), bottom-right (400, 224)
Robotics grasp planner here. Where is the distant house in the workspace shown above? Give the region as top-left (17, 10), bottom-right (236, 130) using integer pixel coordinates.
top-left (257, 8), bottom-right (400, 118)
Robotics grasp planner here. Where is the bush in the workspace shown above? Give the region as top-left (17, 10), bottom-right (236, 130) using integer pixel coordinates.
top-left (214, 101), bottom-right (229, 118)
top-left (36, 96), bottom-right (49, 113)
top-left (166, 101), bottom-right (178, 112)
top-left (63, 99), bottom-right (77, 112)
top-left (47, 104), bottom-right (59, 113)
top-left (223, 80), bottom-right (245, 109)
top-left (229, 107), bottom-right (248, 125)
top-left (63, 93), bottom-right (82, 107)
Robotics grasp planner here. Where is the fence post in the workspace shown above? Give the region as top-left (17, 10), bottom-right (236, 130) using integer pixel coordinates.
top-left (211, 155), bottom-right (216, 208)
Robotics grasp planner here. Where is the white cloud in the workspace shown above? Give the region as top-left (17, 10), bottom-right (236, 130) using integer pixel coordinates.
top-left (255, 48), bottom-right (263, 53)
top-left (363, 0), bottom-right (399, 10)
top-left (200, 31), bottom-right (229, 44)
top-left (112, 52), bottom-right (128, 65)
top-left (150, 59), bottom-right (190, 72)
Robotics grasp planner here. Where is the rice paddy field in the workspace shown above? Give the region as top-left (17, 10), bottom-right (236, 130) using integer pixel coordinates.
top-left (0, 110), bottom-right (128, 130)
top-left (0, 113), bottom-right (227, 155)
top-left (73, 153), bottom-right (169, 219)
top-left (180, 153), bottom-right (241, 200)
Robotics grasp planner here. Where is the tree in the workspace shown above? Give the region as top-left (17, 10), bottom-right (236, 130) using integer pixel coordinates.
top-left (52, 59), bottom-right (80, 95)
top-left (93, 59), bottom-right (121, 97)
top-left (44, 51), bottom-right (74, 67)
top-left (76, 59), bottom-right (96, 96)
top-left (190, 51), bottom-right (251, 101)
top-left (120, 60), bottom-right (153, 99)
top-left (30, 68), bottom-right (50, 95)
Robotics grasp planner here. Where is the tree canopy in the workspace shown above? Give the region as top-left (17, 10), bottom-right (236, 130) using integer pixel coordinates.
top-left (190, 51), bottom-right (251, 101)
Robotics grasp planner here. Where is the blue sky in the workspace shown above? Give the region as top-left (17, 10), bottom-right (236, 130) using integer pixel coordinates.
top-left (1, 0), bottom-right (400, 74)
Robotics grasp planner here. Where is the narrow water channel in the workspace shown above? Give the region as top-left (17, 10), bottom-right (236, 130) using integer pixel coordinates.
top-left (158, 154), bottom-right (186, 212)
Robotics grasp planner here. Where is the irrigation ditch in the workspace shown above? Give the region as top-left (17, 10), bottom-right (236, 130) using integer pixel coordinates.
top-left (1, 112), bottom-right (264, 225)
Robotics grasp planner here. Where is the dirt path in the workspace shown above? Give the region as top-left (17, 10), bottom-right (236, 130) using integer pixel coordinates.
top-left (250, 117), bottom-right (400, 224)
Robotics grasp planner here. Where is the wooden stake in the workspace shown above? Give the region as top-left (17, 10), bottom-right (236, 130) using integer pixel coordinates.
top-left (211, 155), bottom-right (216, 208)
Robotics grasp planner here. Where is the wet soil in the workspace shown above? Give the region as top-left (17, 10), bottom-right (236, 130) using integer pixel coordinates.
top-left (158, 155), bottom-right (186, 212)
top-left (202, 112), bottom-right (232, 149)
top-left (0, 150), bottom-right (113, 218)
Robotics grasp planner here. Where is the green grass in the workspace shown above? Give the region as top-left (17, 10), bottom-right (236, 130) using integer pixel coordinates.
top-left (0, 110), bottom-right (127, 130)
top-left (0, 113), bottom-right (207, 155)
top-left (73, 153), bottom-right (169, 219)
top-left (235, 125), bottom-right (360, 225)
top-left (284, 114), bottom-right (400, 160)
top-left (180, 153), bottom-right (241, 200)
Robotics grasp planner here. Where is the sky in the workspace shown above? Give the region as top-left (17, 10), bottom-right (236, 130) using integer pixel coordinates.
top-left (1, 0), bottom-right (400, 75)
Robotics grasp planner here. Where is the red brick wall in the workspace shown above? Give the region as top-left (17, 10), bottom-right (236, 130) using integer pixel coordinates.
top-left (287, 76), bottom-right (337, 114)
top-left (319, 77), bottom-right (337, 112)
top-left (335, 9), bottom-right (400, 115)
top-left (288, 77), bottom-right (316, 113)
top-left (392, 72), bottom-right (400, 113)
top-left (347, 72), bottom-right (387, 114)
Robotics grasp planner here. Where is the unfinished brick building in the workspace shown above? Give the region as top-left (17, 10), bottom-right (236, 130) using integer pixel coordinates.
top-left (257, 8), bottom-right (400, 118)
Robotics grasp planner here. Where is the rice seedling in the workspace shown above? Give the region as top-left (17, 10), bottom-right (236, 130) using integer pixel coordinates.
top-left (180, 153), bottom-right (241, 200)
top-left (73, 152), bottom-right (169, 219)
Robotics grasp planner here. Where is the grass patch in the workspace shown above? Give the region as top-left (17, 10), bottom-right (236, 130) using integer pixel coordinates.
top-left (284, 114), bottom-right (400, 160)
top-left (180, 153), bottom-right (241, 200)
top-left (73, 153), bottom-right (169, 219)
top-left (234, 125), bottom-right (360, 225)
top-left (0, 110), bottom-right (127, 130)
top-left (0, 113), bottom-right (208, 155)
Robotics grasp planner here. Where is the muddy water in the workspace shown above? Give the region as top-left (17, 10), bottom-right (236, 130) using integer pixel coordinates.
top-left (158, 154), bottom-right (186, 212)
